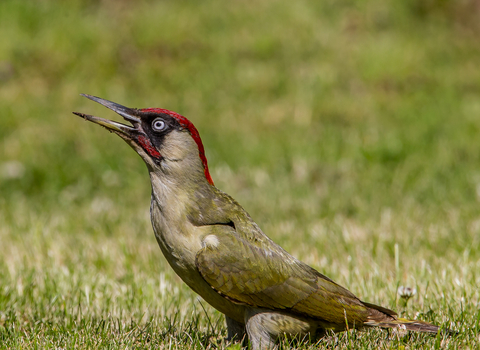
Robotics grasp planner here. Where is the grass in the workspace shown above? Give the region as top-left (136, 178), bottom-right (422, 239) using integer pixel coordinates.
top-left (1, 0), bottom-right (480, 348)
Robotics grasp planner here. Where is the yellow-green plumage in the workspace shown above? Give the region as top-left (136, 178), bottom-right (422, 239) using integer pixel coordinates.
top-left (74, 95), bottom-right (443, 350)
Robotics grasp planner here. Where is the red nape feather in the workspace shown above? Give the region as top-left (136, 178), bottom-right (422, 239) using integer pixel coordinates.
top-left (141, 108), bottom-right (214, 186)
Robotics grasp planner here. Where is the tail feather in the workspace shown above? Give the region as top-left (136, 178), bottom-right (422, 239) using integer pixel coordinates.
top-left (366, 317), bottom-right (440, 333)
top-left (363, 301), bottom-right (441, 334)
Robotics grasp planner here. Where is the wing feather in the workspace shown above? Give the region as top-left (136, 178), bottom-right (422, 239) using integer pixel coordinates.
top-left (196, 227), bottom-right (369, 325)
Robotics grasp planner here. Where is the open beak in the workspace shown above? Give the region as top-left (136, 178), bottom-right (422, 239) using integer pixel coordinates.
top-left (73, 94), bottom-right (141, 137)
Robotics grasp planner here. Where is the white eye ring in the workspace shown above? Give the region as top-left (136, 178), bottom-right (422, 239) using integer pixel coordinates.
top-left (152, 118), bottom-right (166, 132)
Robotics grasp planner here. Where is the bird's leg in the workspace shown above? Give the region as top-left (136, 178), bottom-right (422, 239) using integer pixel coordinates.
top-left (245, 311), bottom-right (277, 350)
top-left (225, 315), bottom-right (246, 343)
top-left (245, 308), bottom-right (318, 350)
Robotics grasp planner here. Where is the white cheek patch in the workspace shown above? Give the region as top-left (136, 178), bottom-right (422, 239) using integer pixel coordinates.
top-left (203, 234), bottom-right (220, 249)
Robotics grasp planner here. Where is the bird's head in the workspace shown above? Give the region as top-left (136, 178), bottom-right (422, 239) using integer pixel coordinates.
top-left (73, 94), bottom-right (214, 186)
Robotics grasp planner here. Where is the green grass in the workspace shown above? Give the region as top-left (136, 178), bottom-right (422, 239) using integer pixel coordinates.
top-left (1, 0), bottom-right (480, 348)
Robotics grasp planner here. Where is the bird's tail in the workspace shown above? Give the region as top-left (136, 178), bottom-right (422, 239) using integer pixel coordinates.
top-left (366, 317), bottom-right (441, 333)
top-left (363, 302), bottom-right (440, 333)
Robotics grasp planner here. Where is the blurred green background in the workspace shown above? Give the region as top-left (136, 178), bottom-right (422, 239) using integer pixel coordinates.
top-left (1, 0), bottom-right (479, 348)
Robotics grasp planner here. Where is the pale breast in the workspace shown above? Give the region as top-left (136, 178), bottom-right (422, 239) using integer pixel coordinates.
top-left (149, 197), bottom-right (246, 323)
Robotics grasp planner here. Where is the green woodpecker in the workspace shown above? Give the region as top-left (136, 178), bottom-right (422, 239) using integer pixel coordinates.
top-left (74, 95), bottom-right (440, 349)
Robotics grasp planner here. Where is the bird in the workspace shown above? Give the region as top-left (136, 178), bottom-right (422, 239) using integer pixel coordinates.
top-left (73, 94), bottom-right (441, 349)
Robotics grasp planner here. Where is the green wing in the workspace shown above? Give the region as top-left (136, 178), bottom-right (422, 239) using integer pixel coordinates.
top-left (195, 225), bottom-right (369, 326)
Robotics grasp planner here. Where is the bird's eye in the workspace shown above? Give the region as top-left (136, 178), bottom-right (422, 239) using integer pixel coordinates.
top-left (152, 118), bottom-right (167, 132)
